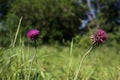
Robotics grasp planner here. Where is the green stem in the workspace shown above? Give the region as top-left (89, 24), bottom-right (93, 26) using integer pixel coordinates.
top-left (74, 46), bottom-right (93, 80)
top-left (13, 16), bottom-right (22, 47)
top-left (28, 40), bottom-right (37, 80)
top-left (67, 40), bottom-right (73, 80)
top-left (33, 40), bottom-right (37, 62)
top-left (32, 40), bottom-right (37, 63)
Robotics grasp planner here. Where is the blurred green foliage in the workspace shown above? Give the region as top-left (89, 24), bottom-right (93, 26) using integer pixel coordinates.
top-left (0, 0), bottom-right (120, 47)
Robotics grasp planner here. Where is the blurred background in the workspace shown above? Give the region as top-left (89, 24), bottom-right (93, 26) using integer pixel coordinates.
top-left (0, 0), bottom-right (120, 47)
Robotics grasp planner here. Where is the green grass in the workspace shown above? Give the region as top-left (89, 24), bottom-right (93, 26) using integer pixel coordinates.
top-left (0, 43), bottom-right (120, 80)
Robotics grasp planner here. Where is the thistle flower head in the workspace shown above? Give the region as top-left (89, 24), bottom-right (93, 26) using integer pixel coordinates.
top-left (27, 29), bottom-right (40, 40)
top-left (91, 29), bottom-right (108, 45)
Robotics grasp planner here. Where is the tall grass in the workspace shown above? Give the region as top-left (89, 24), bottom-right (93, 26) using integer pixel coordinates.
top-left (0, 41), bottom-right (120, 80)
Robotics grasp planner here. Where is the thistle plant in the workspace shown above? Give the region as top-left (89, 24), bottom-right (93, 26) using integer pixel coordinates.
top-left (74, 29), bottom-right (108, 80)
top-left (27, 29), bottom-right (40, 79)
top-left (27, 29), bottom-right (40, 62)
top-left (27, 29), bottom-right (40, 41)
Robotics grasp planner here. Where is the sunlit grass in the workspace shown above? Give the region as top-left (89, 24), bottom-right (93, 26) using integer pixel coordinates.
top-left (0, 43), bottom-right (120, 80)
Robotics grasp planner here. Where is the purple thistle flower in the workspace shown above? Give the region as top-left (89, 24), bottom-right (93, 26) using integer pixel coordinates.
top-left (91, 29), bottom-right (108, 45)
top-left (27, 29), bottom-right (40, 41)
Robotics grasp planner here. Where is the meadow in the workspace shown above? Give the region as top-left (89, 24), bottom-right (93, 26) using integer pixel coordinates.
top-left (0, 0), bottom-right (120, 80)
top-left (0, 41), bottom-right (120, 80)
